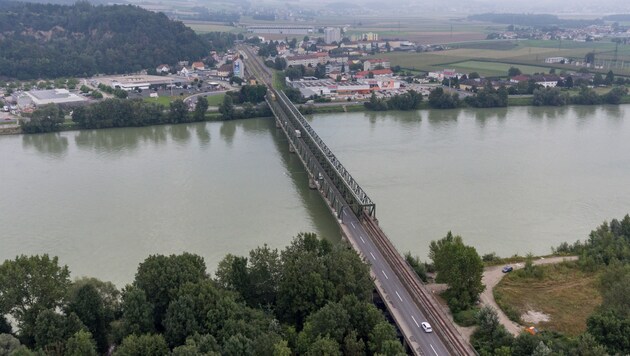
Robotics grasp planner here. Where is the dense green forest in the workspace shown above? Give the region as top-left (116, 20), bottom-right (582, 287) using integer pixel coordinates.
top-left (0, 233), bottom-right (407, 355)
top-left (0, 1), bottom-right (210, 79)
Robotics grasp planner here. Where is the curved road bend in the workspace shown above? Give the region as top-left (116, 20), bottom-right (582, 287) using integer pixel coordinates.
top-left (480, 256), bottom-right (578, 336)
top-left (340, 209), bottom-right (451, 356)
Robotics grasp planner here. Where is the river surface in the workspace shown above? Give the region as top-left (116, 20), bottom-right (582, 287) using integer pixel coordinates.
top-left (0, 119), bottom-right (339, 286)
top-left (1, 105), bottom-right (629, 285)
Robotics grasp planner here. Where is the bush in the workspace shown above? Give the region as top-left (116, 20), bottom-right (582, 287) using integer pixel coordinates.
top-left (482, 252), bottom-right (500, 263)
top-left (453, 308), bottom-right (479, 327)
top-left (404, 252), bottom-right (428, 283)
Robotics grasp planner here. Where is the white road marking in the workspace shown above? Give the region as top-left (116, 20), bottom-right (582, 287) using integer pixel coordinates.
top-left (351, 222), bottom-right (356, 228)
top-left (382, 270), bottom-right (389, 279)
top-left (370, 252), bottom-right (376, 260)
top-left (430, 344), bottom-right (439, 356)
top-left (411, 315), bottom-right (420, 328)
top-left (395, 291), bottom-right (403, 301)
top-left (360, 236), bottom-right (365, 243)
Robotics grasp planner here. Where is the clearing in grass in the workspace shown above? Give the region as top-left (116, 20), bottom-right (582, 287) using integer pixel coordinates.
top-left (494, 262), bottom-right (601, 336)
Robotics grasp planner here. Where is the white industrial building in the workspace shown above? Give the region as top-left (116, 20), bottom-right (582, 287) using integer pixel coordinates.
top-left (96, 75), bottom-right (187, 91)
top-left (21, 89), bottom-right (87, 107)
top-left (288, 78), bottom-right (401, 98)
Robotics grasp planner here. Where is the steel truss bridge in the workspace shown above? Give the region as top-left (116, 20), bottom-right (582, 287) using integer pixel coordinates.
top-left (239, 44), bottom-right (477, 356)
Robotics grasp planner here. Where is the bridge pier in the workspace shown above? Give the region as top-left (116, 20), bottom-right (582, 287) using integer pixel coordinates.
top-left (308, 176), bottom-right (317, 190)
top-left (275, 119), bottom-right (281, 128)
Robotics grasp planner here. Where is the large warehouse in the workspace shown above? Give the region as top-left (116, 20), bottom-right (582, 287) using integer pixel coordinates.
top-left (20, 89), bottom-right (87, 108)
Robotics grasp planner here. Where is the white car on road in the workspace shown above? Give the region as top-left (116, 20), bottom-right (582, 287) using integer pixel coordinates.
top-left (421, 322), bottom-right (433, 333)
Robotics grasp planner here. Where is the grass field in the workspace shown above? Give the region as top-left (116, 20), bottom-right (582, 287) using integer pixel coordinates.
top-left (377, 37), bottom-right (630, 76)
top-left (142, 93), bottom-right (225, 107)
top-left (183, 21), bottom-right (243, 34)
top-left (450, 61), bottom-right (551, 76)
top-left (375, 52), bottom-right (554, 76)
top-left (206, 93), bottom-right (225, 106)
top-left (494, 262), bottom-right (601, 336)
top-left (450, 41), bottom-right (520, 51)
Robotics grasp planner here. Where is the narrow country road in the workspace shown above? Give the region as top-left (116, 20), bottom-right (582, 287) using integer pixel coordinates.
top-left (480, 255), bottom-right (578, 335)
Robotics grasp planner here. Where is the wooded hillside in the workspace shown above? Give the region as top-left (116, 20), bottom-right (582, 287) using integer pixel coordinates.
top-left (0, 1), bottom-right (210, 79)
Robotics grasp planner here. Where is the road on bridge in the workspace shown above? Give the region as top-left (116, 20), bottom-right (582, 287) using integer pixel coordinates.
top-left (341, 209), bottom-right (450, 356)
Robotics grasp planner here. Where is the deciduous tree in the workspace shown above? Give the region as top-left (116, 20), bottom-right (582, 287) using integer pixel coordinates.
top-left (193, 96), bottom-right (209, 122)
top-left (0, 255), bottom-right (70, 346)
top-left (64, 331), bottom-right (98, 356)
top-left (114, 334), bottom-right (169, 356)
top-left (133, 253), bottom-right (206, 331)
top-left (429, 232), bottom-right (485, 311)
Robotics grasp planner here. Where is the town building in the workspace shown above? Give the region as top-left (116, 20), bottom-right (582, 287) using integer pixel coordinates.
top-left (288, 77), bottom-right (401, 98)
top-left (233, 58), bottom-right (244, 79)
top-left (156, 64), bottom-right (170, 74)
top-left (532, 75), bottom-right (561, 87)
top-left (217, 64), bottom-right (233, 78)
top-left (545, 57), bottom-right (570, 64)
top-left (324, 27), bottom-right (342, 44)
top-left (286, 53), bottom-right (330, 67)
top-left (192, 62), bottom-right (205, 71)
top-left (427, 69), bottom-right (462, 81)
top-left (363, 59), bottom-right (391, 71)
top-left (352, 32), bottom-right (379, 41)
top-left (354, 68), bottom-right (394, 79)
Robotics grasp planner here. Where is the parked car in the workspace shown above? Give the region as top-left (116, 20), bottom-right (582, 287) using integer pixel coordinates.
top-left (421, 322), bottom-right (432, 333)
top-left (502, 265), bottom-right (513, 273)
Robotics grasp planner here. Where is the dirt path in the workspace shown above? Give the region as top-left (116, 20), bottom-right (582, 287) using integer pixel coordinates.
top-left (480, 256), bottom-right (578, 336)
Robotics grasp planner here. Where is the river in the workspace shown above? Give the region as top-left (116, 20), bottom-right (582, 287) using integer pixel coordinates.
top-left (1, 105), bottom-right (629, 285)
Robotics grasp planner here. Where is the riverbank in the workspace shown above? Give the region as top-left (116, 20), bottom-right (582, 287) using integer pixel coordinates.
top-left (0, 111), bottom-right (274, 135)
top-left (5, 96), bottom-right (630, 136)
top-left (299, 94), bottom-right (630, 115)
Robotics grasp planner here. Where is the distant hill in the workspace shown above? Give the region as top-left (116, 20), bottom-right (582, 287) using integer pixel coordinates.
top-left (0, 1), bottom-right (210, 79)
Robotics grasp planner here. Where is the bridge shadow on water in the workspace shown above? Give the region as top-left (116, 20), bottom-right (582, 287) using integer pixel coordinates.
top-left (265, 118), bottom-right (342, 243)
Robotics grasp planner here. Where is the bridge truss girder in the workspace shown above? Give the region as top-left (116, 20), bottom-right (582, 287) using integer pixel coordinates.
top-left (269, 90), bottom-right (375, 219)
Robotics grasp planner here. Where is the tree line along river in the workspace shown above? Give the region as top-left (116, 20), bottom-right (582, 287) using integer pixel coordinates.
top-left (1, 105), bottom-right (629, 286)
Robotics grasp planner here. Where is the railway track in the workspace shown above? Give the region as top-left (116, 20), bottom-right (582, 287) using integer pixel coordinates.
top-left (239, 45), bottom-right (273, 86)
top-left (363, 217), bottom-right (476, 356)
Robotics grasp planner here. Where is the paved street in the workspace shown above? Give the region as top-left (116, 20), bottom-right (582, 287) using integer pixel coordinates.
top-left (340, 209), bottom-right (451, 356)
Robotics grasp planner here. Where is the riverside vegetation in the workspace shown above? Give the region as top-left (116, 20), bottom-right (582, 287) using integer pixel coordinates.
top-left (0, 233), bottom-right (407, 356)
top-left (18, 85), bottom-right (272, 134)
top-left (406, 215), bottom-right (630, 356)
